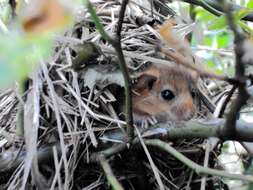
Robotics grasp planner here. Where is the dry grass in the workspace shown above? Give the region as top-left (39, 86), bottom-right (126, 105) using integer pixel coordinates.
top-left (0, 1), bottom-right (235, 189)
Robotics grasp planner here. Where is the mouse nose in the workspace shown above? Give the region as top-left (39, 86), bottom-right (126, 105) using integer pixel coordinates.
top-left (171, 98), bottom-right (196, 121)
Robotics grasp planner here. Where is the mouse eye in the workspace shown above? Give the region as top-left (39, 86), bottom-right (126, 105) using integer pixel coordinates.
top-left (161, 89), bottom-right (175, 101)
top-left (191, 91), bottom-right (196, 98)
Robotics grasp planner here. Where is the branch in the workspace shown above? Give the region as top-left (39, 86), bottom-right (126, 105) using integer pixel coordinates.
top-left (159, 119), bottom-right (253, 142)
top-left (182, 0), bottom-right (253, 22)
top-left (3, 119), bottom-right (253, 173)
top-left (100, 119), bottom-right (253, 142)
top-left (116, 0), bottom-right (128, 38)
top-left (84, 0), bottom-right (134, 142)
top-left (159, 46), bottom-right (248, 86)
top-left (90, 144), bottom-right (127, 162)
top-left (222, 0), bottom-right (250, 138)
top-left (159, 46), bottom-right (226, 81)
top-left (145, 139), bottom-right (253, 182)
top-left (99, 155), bottom-right (124, 190)
top-left (218, 86), bottom-right (237, 118)
top-left (15, 81), bottom-right (27, 137)
top-left (0, 143), bottom-right (61, 173)
top-left (114, 0), bottom-right (134, 141)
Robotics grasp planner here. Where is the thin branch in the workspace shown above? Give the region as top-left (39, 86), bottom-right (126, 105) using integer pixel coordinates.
top-left (158, 119), bottom-right (253, 142)
top-left (116, 0), bottom-right (128, 38)
top-left (181, 0), bottom-right (222, 16)
top-left (159, 46), bottom-right (246, 85)
top-left (145, 139), bottom-right (253, 182)
top-left (135, 126), bottom-right (165, 190)
top-left (84, 0), bottom-right (113, 43)
top-left (114, 0), bottom-right (134, 141)
top-left (96, 119), bottom-right (253, 143)
top-left (113, 44), bottom-right (134, 141)
top-left (90, 144), bottom-right (127, 162)
top-left (222, 0), bottom-right (250, 138)
top-left (159, 46), bottom-right (226, 81)
top-left (15, 81), bottom-right (26, 137)
top-left (3, 119), bottom-right (253, 173)
top-left (84, 0), bottom-right (134, 142)
top-left (182, 0), bottom-right (253, 22)
top-left (99, 155), bottom-right (124, 190)
top-left (218, 86), bottom-right (237, 118)
top-left (200, 140), bottom-right (212, 190)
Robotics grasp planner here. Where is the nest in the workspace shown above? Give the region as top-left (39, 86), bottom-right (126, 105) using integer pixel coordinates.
top-left (0, 1), bottom-right (232, 189)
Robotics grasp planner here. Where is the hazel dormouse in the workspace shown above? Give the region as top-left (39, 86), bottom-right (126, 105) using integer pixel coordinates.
top-left (132, 64), bottom-right (198, 124)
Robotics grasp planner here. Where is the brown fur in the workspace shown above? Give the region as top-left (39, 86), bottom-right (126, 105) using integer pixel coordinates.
top-left (133, 65), bottom-right (197, 123)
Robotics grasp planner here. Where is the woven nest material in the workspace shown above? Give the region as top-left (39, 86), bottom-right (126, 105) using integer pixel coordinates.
top-left (0, 0), bottom-right (232, 189)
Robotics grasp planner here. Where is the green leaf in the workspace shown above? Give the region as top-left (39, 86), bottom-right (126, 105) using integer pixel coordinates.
top-left (195, 7), bottom-right (217, 23)
top-left (208, 9), bottom-right (252, 30)
top-left (206, 60), bottom-right (223, 75)
top-left (238, 20), bottom-right (253, 35)
top-left (234, 8), bottom-right (252, 20)
top-left (203, 35), bottom-right (213, 46)
top-left (217, 32), bottom-right (230, 48)
top-left (247, 0), bottom-right (253, 9)
top-left (0, 31), bottom-right (53, 88)
top-left (208, 15), bottom-right (226, 30)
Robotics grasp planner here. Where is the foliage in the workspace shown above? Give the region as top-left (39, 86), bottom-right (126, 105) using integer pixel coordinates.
top-left (0, 32), bottom-right (52, 88)
top-left (189, 2), bottom-right (253, 76)
top-left (0, 0), bottom-right (76, 89)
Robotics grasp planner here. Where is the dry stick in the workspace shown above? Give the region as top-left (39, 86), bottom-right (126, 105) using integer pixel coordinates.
top-left (113, 0), bottom-right (134, 141)
top-left (218, 86), bottom-right (237, 118)
top-left (85, 0), bottom-right (134, 142)
top-left (15, 82), bottom-right (26, 137)
top-left (99, 155), bottom-right (124, 190)
top-left (160, 47), bottom-right (226, 81)
top-left (200, 140), bottom-right (212, 190)
top-left (145, 139), bottom-right (253, 182)
top-left (221, 0), bottom-right (250, 138)
top-left (4, 119), bottom-right (253, 174)
top-left (41, 61), bottom-right (69, 189)
top-left (160, 46), bottom-right (248, 87)
top-left (91, 143), bottom-right (127, 162)
top-left (135, 126), bottom-right (165, 190)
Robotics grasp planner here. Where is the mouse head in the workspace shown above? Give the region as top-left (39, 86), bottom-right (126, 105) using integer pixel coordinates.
top-left (133, 65), bottom-right (197, 123)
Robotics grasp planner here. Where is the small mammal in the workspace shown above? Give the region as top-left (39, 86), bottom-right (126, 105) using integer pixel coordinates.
top-left (132, 64), bottom-right (197, 123)
top-left (131, 20), bottom-right (198, 124)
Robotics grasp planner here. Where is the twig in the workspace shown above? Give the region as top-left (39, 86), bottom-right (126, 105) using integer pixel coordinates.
top-left (182, 0), bottom-right (222, 16)
top-left (15, 82), bottom-right (26, 137)
top-left (135, 125), bottom-right (165, 190)
top-left (90, 144), bottom-right (127, 162)
top-left (116, 0), bottom-right (128, 38)
top-left (84, 0), bottom-right (134, 142)
top-left (114, 0), bottom-right (134, 141)
top-left (145, 139), bottom-right (253, 182)
top-left (150, 0), bottom-right (154, 18)
top-left (99, 119), bottom-right (253, 143)
top-left (218, 86), bottom-right (237, 118)
top-left (196, 87), bottom-right (215, 113)
top-left (159, 46), bottom-right (248, 85)
top-left (99, 155), bottom-right (124, 190)
top-left (182, 0), bottom-right (253, 22)
top-left (200, 140), bottom-right (212, 190)
top-left (222, 0), bottom-right (250, 138)
top-left (158, 119), bottom-right (253, 142)
top-left (41, 60), bottom-right (69, 189)
top-left (4, 119), bottom-right (253, 173)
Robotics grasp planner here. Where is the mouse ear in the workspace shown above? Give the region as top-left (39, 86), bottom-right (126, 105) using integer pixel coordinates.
top-left (134, 74), bottom-right (157, 92)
